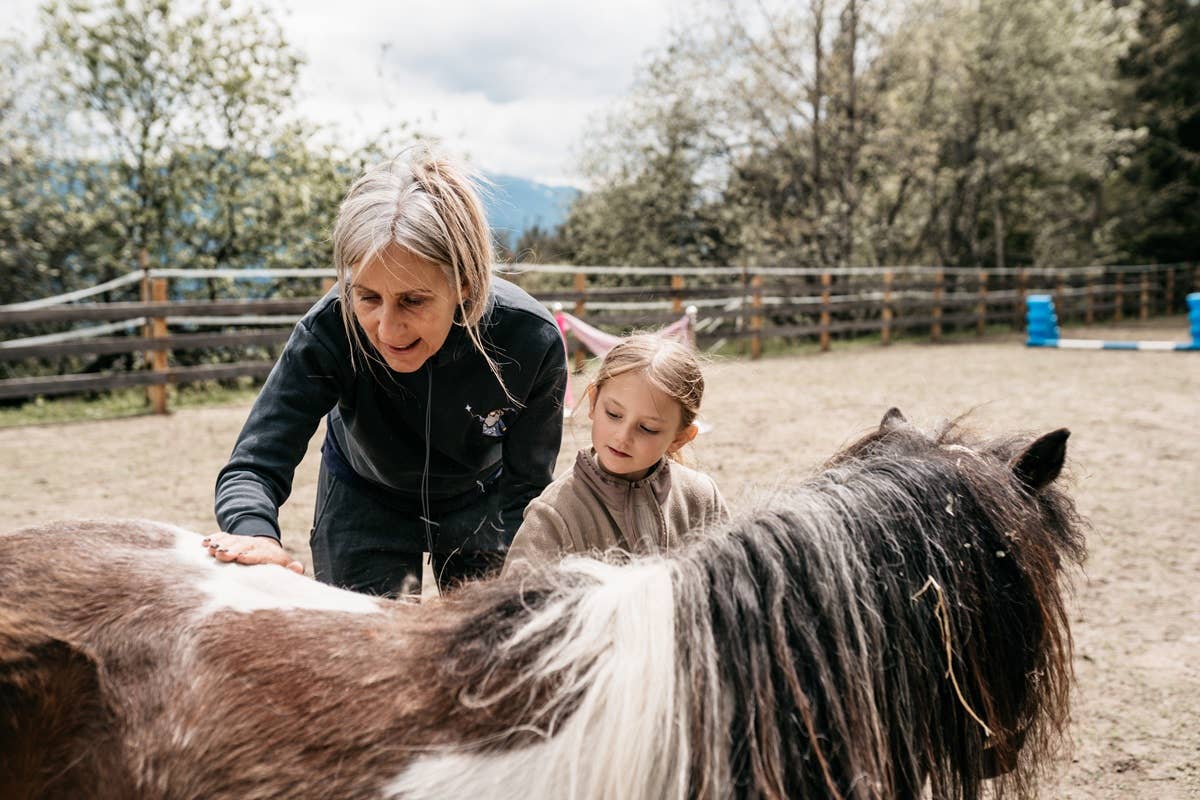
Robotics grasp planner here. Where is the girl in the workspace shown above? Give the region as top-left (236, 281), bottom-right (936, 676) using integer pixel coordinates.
top-left (502, 333), bottom-right (728, 573)
top-left (203, 146), bottom-right (567, 595)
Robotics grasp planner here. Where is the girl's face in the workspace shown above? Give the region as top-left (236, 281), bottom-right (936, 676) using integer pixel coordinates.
top-left (350, 245), bottom-right (461, 373)
top-left (589, 371), bottom-right (697, 480)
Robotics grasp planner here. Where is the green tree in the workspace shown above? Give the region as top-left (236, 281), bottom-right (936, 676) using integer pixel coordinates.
top-left (564, 0), bottom-right (1141, 271)
top-left (1114, 0), bottom-right (1200, 265)
top-left (37, 0), bottom-right (320, 281)
top-left (558, 55), bottom-right (733, 270)
top-left (0, 38), bottom-right (127, 305)
top-left (872, 0), bottom-right (1141, 268)
top-left (562, 0), bottom-right (890, 270)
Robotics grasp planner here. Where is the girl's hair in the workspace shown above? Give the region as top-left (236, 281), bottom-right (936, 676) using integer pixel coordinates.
top-left (331, 144), bottom-right (507, 392)
top-left (591, 333), bottom-right (705, 459)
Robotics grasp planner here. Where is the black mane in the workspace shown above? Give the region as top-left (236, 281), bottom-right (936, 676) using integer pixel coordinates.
top-left (677, 416), bottom-right (1086, 799)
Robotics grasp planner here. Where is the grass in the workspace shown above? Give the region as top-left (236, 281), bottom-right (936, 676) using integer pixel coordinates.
top-left (0, 380), bottom-right (262, 428)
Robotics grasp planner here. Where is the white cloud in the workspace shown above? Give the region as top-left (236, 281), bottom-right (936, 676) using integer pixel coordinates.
top-left (8, 0), bottom-right (681, 185)
top-left (274, 0), bottom-right (681, 184)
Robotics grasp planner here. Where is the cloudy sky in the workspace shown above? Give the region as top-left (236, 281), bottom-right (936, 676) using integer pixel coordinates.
top-left (10, 0), bottom-right (681, 186)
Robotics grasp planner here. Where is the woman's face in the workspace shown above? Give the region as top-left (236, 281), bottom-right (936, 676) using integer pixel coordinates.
top-left (350, 245), bottom-right (460, 373)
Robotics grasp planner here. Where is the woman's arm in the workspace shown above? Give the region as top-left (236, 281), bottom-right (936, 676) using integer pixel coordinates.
top-left (214, 319), bottom-right (346, 541)
top-left (495, 335), bottom-right (568, 536)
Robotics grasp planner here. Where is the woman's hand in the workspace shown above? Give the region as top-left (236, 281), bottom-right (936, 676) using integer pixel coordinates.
top-left (201, 532), bottom-right (305, 574)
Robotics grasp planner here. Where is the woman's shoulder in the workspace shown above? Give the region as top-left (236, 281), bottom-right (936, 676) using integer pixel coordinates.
top-left (488, 278), bottom-right (558, 335)
top-left (270, 291), bottom-right (352, 370)
top-left (295, 291), bottom-right (350, 347)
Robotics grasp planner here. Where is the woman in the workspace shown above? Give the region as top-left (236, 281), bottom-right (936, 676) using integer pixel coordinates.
top-left (203, 146), bottom-right (567, 595)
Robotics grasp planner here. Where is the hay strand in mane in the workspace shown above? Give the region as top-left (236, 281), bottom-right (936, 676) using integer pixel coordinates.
top-left (912, 575), bottom-right (995, 738)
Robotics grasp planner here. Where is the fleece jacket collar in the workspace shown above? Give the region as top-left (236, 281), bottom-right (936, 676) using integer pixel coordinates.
top-left (574, 448), bottom-right (673, 507)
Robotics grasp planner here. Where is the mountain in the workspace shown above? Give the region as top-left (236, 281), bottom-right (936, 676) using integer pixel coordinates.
top-left (483, 174), bottom-right (579, 248)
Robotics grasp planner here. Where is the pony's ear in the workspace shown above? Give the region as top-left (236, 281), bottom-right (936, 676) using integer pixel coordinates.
top-left (880, 407), bottom-right (906, 430)
top-left (1011, 429), bottom-right (1070, 491)
top-left (0, 612), bottom-right (108, 792)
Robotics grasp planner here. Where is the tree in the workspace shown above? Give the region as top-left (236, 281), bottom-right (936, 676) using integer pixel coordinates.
top-left (0, 0), bottom-right (431, 389)
top-left (872, 0), bottom-right (1141, 268)
top-left (564, 0), bottom-right (1141, 271)
top-left (0, 38), bottom-right (128, 306)
top-left (561, 0), bottom-right (891, 270)
top-left (37, 0), bottom-right (321, 281)
top-left (713, 0), bottom-right (885, 268)
top-left (0, 0), bottom-right (426, 311)
top-left (1114, 0), bottom-right (1200, 265)
top-left (557, 54), bottom-right (734, 270)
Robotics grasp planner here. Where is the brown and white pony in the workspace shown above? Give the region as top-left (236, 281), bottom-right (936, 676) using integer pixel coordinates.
top-left (0, 410), bottom-right (1085, 799)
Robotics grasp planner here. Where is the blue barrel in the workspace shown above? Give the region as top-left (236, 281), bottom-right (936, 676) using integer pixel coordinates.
top-left (1188, 292), bottom-right (1200, 345)
top-left (1026, 295), bottom-right (1060, 345)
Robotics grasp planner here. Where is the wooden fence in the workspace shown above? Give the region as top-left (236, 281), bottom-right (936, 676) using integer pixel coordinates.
top-left (1, 263), bottom-right (1195, 409)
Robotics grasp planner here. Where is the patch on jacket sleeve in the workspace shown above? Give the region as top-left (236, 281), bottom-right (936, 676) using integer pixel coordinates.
top-left (466, 405), bottom-right (515, 437)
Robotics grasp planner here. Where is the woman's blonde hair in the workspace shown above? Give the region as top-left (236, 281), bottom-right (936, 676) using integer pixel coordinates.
top-left (331, 144), bottom-right (506, 391)
top-left (590, 333), bottom-right (705, 460)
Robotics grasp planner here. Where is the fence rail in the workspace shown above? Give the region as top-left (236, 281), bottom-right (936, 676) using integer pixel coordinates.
top-left (2, 263), bottom-right (1196, 409)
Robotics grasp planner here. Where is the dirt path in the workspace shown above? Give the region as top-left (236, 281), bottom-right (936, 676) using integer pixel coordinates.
top-left (3, 321), bottom-right (1196, 797)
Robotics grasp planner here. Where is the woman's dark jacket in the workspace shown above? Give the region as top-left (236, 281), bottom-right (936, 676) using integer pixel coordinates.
top-left (214, 278), bottom-right (567, 551)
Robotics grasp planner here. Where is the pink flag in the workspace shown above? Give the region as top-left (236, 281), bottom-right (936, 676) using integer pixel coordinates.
top-left (554, 310), bottom-right (695, 412)
top-left (659, 314), bottom-right (693, 341)
top-left (553, 310), bottom-right (575, 414)
top-left (557, 312), bottom-right (623, 358)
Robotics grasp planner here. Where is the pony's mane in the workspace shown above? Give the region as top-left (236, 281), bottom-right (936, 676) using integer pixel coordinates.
top-left (678, 417), bottom-right (1086, 799)
top-left (393, 418), bottom-right (1087, 800)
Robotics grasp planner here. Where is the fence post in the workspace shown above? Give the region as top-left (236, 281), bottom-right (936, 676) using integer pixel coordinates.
top-left (671, 274), bottom-right (685, 315)
top-left (819, 271), bottom-right (832, 352)
top-left (1054, 272), bottom-right (1066, 324)
top-left (1085, 270), bottom-right (1095, 325)
top-left (1140, 270), bottom-right (1150, 320)
top-left (881, 269), bottom-right (893, 346)
top-left (931, 268), bottom-right (943, 342)
top-left (573, 271), bottom-right (587, 373)
top-left (750, 274), bottom-right (764, 360)
top-left (1114, 271), bottom-right (1124, 322)
top-left (976, 270), bottom-right (988, 336)
top-left (738, 267), bottom-right (748, 356)
top-left (1016, 268), bottom-right (1027, 330)
top-left (1165, 265), bottom-right (1175, 314)
top-left (146, 277), bottom-right (169, 414)
top-left (138, 250), bottom-right (167, 414)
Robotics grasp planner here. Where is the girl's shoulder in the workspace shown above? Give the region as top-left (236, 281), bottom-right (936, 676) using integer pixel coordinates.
top-left (667, 459), bottom-right (719, 490)
top-left (665, 460), bottom-right (729, 524)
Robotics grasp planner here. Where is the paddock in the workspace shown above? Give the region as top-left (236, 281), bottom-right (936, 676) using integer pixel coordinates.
top-left (1, 319), bottom-right (1196, 798)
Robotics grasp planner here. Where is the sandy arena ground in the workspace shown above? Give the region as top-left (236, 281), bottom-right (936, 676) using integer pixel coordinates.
top-left (2, 320), bottom-right (1197, 798)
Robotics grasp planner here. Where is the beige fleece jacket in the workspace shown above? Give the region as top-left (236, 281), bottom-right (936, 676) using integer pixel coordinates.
top-left (501, 449), bottom-right (729, 574)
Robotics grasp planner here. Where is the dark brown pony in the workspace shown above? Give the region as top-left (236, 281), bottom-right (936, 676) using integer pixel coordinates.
top-left (0, 410), bottom-right (1085, 799)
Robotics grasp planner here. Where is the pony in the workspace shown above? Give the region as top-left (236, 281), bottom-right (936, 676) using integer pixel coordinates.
top-left (0, 409), bottom-right (1085, 799)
